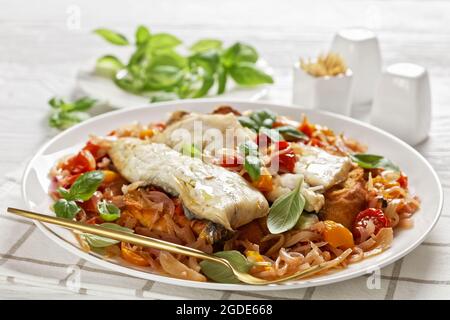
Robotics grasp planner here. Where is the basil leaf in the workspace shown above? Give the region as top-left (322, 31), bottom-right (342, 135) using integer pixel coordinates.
top-left (190, 39), bottom-right (222, 53)
top-left (146, 65), bottom-right (183, 90)
top-left (53, 199), bottom-right (80, 220)
top-left (275, 126), bottom-right (307, 141)
top-left (94, 28), bottom-right (129, 46)
top-left (149, 51), bottom-right (187, 69)
top-left (82, 223), bottom-right (134, 248)
top-left (66, 170), bottom-right (104, 201)
top-left (48, 97), bottom-right (64, 109)
top-left (230, 62), bottom-right (274, 86)
top-left (49, 110), bottom-right (91, 130)
top-left (135, 25), bottom-right (150, 45)
top-left (181, 143), bottom-right (202, 158)
top-left (249, 109), bottom-right (277, 128)
top-left (259, 127), bottom-right (283, 143)
top-left (239, 141), bottom-right (258, 157)
top-left (196, 76), bottom-right (215, 98)
top-left (238, 116), bottom-right (258, 131)
top-left (95, 55), bottom-right (124, 78)
top-left (149, 33), bottom-right (181, 50)
top-left (57, 187), bottom-right (71, 199)
top-left (115, 69), bottom-right (146, 94)
top-left (350, 154), bottom-right (400, 172)
top-left (244, 155), bottom-right (261, 181)
top-left (97, 200), bottom-right (121, 222)
top-left (267, 178), bottom-right (306, 234)
top-left (217, 65), bottom-right (227, 94)
top-left (72, 97), bottom-right (97, 111)
top-left (199, 250), bottom-right (252, 284)
top-left (222, 43), bottom-right (258, 68)
top-left (189, 50), bottom-right (220, 75)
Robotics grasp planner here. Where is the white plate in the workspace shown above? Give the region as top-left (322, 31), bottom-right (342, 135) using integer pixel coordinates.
top-left (76, 60), bottom-right (272, 109)
top-left (21, 100), bottom-right (443, 291)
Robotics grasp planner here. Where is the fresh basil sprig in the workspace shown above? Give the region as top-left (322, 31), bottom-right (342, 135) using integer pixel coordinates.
top-left (60, 171), bottom-right (105, 201)
top-left (97, 200), bottom-right (121, 222)
top-left (244, 155), bottom-right (262, 182)
top-left (94, 28), bottom-right (129, 45)
top-left (93, 26), bottom-right (273, 101)
top-left (81, 223), bottom-right (134, 248)
top-left (53, 171), bottom-right (105, 219)
top-left (238, 141), bottom-right (262, 182)
top-left (53, 199), bottom-right (80, 220)
top-left (238, 109), bottom-right (277, 132)
top-left (48, 97), bottom-right (97, 130)
top-left (199, 250), bottom-right (252, 283)
top-left (267, 178), bottom-right (306, 234)
top-left (350, 154), bottom-right (400, 172)
top-left (275, 126), bottom-right (308, 141)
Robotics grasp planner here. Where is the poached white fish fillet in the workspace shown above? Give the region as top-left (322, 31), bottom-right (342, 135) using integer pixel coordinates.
top-left (294, 145), bottom-right (352, 189)
top-left (152, 112), bottom-right (256, 158)
top-left (108, 138), bottom-right (269, 230)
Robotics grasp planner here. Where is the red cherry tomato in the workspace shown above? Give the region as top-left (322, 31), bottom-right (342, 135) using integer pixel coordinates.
top-left (310, 138), bottom-right (324, 147)
top-left (274, 140), bottom-right (290, 150)
top-left (218, 154), bottom-right (243, 170)
top-left (61, 150), bottom-right (96, 174)
top-left (299, 119), bottom-right (315, 138)
top-left (278, 149), bottom-right (296, 173)
top-left (82, 141), bottom-right (103, 160)
top-left (353, 208), bottom-right (390, 239)
top-left (397, 174), bottom-right (408, 189)
top-left (272, 141), bottom-right (296, 173)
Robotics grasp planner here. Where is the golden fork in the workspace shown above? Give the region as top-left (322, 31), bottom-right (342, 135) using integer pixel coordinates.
top-left (7, 207), bottom-right (351, 285)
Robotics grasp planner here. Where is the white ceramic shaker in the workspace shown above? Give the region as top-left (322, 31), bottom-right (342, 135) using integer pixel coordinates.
top-left (370, 63), bottom-right (431, 145)
top-left (330, 28), bottom-right (382, 106)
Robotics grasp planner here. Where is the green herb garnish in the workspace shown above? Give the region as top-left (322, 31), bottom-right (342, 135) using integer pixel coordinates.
top-left (97, 200), bottom-right (121, 222)
top-left (238, 109), bottom-right (277, 132)
top-left (53, 171), bottom-right (104, 219)
top-left (48, 97), bottom-right (97, 130)
top-left (199, 250), bottom-right (252, 283)
top-left (275, 126), bottom-right (308, 141)
top-left (350, 154), bottom-right (400, 172)
top-left (267, 178), bottom-right (306, 234)
top-left (244, 155), bottom-right (262, 182)
top-left (93, 26), bottom-right (273, 101)
top-left (81, 223), bottom-right (134, 248)
top-left (53, 199), bottom-right (80, 220)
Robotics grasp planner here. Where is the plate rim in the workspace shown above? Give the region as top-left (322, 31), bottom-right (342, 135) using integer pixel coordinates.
top-left (21, 99), bottom-right (444, 291)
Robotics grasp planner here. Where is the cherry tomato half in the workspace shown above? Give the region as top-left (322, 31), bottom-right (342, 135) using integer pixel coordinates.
top-left (299, 118), bottom-right (315, 138)
top-left (397, 174), bottom-right (408, 189)
top-left (353, 208), bottom-right (390, 240)
top-left (82, 141), bottom-right (103, 160)
top-left (272, 141), bottom-right (296, 173)
top-left (61, 149), bottom-right (96, 174)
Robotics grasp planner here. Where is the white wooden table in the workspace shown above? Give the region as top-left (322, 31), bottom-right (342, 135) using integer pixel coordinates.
top-left (0, 0), bottom-right (449, 299)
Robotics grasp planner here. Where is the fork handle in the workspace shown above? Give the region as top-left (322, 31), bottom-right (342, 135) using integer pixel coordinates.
top-left (7, 207), bottom-right (227, 266)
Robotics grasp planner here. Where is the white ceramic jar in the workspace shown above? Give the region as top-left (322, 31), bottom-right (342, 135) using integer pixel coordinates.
top-left (370, 63), bottom-right (431, 146)
top-left (331, 28), bottom-right (382, 106)
top-left (292, 62), bottom-right (353, 116)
